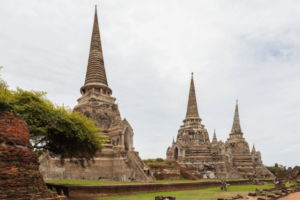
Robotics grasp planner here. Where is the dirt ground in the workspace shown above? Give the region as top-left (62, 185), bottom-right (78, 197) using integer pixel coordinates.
top-left (244, 192), bottom-right (300, 200)
top-left (279, 192), bottom-right (300, 200)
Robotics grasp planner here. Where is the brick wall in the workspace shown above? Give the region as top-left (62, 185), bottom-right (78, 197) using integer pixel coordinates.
top-left (0, 112), bottom-right (66, 200)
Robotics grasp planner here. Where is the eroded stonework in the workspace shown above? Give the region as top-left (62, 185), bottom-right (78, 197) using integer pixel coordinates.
top-left (39, 6), bottom-right (154, 183)
top-left (166, 74), bottom-right (274, 179)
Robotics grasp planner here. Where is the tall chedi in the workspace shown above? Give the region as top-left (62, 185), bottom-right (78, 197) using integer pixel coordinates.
top-left (39, 6), bottom-right (156, 183)
top-left (73, 6), bottom-right (121, 135)
top-left (224, 100), bottom-right (255, 177)
top-left (166, 76), bottom-right (244, 179)
top-left (224, 101), bottom-right (275, 178)
top-left (166, 73), bottom-right (211, 165)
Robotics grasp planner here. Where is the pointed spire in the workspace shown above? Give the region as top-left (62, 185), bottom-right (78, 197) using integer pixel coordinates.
top-left (173, 137), bottom-right (175, 144)
top-left (84, 5), bottom-right (108, 86)
top-left (185, 73), bottom-right (200, 118)
top-left (212, 129), bottom-right (218, 143)
top-left (252, 144), bottom-right (256, 153)
top-left (231, 100), bottom-right (242, 134)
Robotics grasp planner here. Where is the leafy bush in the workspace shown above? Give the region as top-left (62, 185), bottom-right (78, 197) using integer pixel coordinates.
top-left (266, 166), bottom-right (285, 175)
top-left (0, 67), bottom-right (107, 165)
top-left (144, 159), bottom-right (155, 163)
top-left (34, 150), bottom-right (44, 158)
top-left (28, 186), bottom-right (33, 190)
top-left (156, 158), bottom-right (165, 162)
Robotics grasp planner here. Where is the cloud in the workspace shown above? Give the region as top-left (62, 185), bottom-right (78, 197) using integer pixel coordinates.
top-left (0, 0), bottom-right (300, 166)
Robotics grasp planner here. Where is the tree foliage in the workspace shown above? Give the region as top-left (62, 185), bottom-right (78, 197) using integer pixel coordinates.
top-left (0, 67), bottom-right (107, 165)
top-left (265, 166), bottom-right (285, 175)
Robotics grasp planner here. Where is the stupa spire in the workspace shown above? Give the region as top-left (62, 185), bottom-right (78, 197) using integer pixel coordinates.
top-left (252, 144), bottom-right (256, 153)
top-left (231, 100), bottom-right (242, 134)
top-left (212, 129), bottom-right (217, 143)
top-left (185, 73), bottom-right (200, 119)
top-left (84, 5), bottom-right (108, 86)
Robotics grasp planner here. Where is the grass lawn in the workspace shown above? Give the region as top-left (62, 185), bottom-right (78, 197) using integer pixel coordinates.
top-left (88, 183), bottom-right (276, 200)
top-left (45, 179), bottom-right (144, 186)
top-left (44, 178), bottom-right (248, 186)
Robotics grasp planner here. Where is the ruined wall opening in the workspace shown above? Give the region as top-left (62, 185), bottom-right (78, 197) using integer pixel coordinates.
top-left (124, 128), bottom-right (131, 151)
top-left (174, 147), bottom-right (178, 161)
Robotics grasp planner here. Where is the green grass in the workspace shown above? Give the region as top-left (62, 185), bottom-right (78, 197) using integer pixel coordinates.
top-left (44, 178), bottom-right (248, 186)
top-left (45, 179), bottom-right (146, 186)
top-left (89, 183), bottom-right (276, 200)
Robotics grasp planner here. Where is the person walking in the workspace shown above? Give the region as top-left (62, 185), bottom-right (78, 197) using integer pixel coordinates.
top-left (144, 165), bottom-right (147, 173)
top-left (147, 165), bottom-right (151, 176)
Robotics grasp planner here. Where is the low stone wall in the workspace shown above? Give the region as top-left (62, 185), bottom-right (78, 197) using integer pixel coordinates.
top-left (46, 179), bottom-right (260, 198)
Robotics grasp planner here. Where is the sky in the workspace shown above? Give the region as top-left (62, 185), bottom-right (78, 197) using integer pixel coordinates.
top-left (0, 0), bottom-right (300, 167)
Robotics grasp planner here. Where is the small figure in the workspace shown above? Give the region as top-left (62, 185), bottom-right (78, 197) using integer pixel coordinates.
top-left (148, 165), bottom-right (151, 176)
top-left (220, 179), bottom-right (230, 191)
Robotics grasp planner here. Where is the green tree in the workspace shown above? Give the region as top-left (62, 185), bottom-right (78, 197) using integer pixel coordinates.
top-left (0, 66), bottom-right (8, 90)
top-left (0, 67), bottom-right (107, 165)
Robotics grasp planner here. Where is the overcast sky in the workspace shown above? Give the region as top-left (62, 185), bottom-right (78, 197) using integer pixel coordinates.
top-left (1, 0), bottom-right (300, 167)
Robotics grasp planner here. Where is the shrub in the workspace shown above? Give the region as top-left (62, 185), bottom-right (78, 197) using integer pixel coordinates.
top-left (150, 164), bottom-right (162, 167)
top-left (28, 186), bottom-right (33, 190)
top-left (0, 67), bottom-right (107, 165)
top-left (144, 159), bottom-right (155, 163)
top-left (266, 166), bottom-right (285, 175)
top-left (34, 150), bottom-right (44, 158)
top-left (156, 158), bottom-right (165, 162)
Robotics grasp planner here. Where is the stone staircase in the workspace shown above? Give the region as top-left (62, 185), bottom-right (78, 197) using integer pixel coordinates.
top-left (172, 161), bottom-right (199, 180)
top-left (225, 160), bottom-right (243, 179)
top-left (262, 165), bottom-right (276, 179)
top-left (128, 151), bottom-right (156, 183)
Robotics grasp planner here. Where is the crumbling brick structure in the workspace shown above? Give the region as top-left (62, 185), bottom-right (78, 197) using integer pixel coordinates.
top-left (0, 112), bottom-right (66, 200)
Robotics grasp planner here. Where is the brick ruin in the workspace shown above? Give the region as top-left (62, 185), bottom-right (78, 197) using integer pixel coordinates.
top-left (39, 6), bottom-right (155, 183)
top-left (274, 163), bottom-right (300, 180)
top-left (166, 74), bottom-right (275, 179)
top-left (0, 112), bottom-right (66, 200)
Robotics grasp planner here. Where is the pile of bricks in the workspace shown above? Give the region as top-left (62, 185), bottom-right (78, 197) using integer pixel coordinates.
top-left (0, 112), bottom-right (67, 200)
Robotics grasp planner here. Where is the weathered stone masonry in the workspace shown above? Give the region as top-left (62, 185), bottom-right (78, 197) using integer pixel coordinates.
top-left (166, 74), bottom-right (275, 179)
top-left (39, 6), bottom-right (155, 183)
top-left (0, 112), bottom-right (66, 200)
